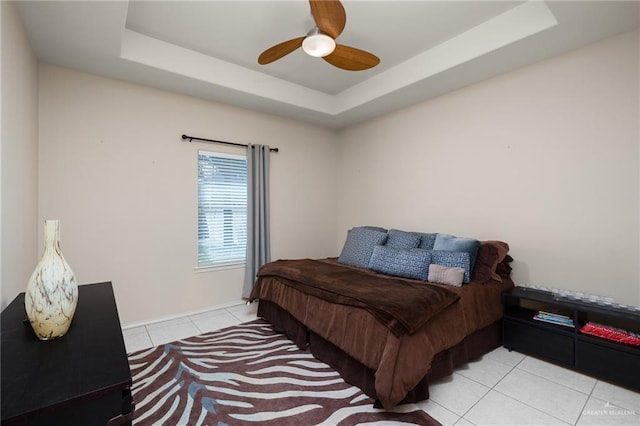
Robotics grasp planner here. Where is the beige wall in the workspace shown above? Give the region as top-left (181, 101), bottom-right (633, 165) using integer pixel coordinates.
top-left (0, 1), bottom-right (39, 309)
top-left (337, 30), bottom-right (640, 305)
top-left (38, 65), bottom-right (338, 325)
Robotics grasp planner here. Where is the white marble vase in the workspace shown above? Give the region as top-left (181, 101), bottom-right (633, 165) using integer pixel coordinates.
top-left (25, 220), bottom-right (78, 340)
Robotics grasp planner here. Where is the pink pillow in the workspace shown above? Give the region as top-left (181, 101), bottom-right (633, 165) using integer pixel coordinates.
top-left (428, 264), bottom-right (465, 287)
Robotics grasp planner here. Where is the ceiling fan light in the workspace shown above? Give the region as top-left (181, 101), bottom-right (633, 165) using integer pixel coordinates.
top-left (302, 33), bottom-right (336, 58)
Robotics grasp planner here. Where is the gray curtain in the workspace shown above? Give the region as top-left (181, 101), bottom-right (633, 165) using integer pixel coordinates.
top-left (243, 144), bottom-right (271, 298)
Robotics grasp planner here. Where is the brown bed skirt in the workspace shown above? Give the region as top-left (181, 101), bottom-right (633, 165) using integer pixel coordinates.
top-left (257, 299), bottom-right (502, 404)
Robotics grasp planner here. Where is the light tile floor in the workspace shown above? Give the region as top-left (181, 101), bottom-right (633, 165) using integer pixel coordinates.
top-left (122, 304), bottom-right (640, 425)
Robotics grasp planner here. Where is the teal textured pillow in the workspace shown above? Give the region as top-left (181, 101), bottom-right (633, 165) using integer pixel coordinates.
top-left (430, 250), bottom-right (471, 283)
top-left (338, 227), bottom-right (388, 268)
top-left (386, 229), bottom-right (421, 249)
top-left (368, 246), bottom-right (430, 281)
top-left (433, 234), bottom-right (480, 272)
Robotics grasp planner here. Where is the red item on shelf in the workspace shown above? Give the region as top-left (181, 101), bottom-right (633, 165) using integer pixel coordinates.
top-left (580, 322), bottom-right (640, 346)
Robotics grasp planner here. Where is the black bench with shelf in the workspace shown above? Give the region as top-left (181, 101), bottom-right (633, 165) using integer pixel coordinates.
top-left (502, 287), bottom-right (640, 391)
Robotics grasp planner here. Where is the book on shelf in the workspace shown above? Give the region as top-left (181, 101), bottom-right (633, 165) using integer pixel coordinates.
top-left (538, 310), bottom-right (571, 320)
top-left (533, 311), bottom-right (574, 328)
top-left (580, 322), bottom-right (640, 346)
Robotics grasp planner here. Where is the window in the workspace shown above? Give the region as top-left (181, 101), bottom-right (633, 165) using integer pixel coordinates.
top-left (197, 150), bottom-right (247, 267)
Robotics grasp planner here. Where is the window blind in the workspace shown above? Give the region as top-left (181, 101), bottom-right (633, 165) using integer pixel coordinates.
top-left (197, 150), bottom-right (247, 267)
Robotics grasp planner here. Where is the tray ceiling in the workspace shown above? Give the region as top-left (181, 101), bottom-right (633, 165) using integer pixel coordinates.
top-left (15, 1), bottom-right (639, 129)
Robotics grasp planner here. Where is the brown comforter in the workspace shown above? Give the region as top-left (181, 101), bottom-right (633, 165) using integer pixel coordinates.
top-left (254, 259), bottom-right (459, 336)
top-left (251, 258), bottom-right (514, 409)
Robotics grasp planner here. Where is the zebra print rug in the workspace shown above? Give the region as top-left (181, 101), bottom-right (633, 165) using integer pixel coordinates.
top-left (128, 319), bottom-right (440, 425)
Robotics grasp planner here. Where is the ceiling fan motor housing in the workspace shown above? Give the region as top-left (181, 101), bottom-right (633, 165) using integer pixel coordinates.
top-left (302, 28), bottom-right (336, 57)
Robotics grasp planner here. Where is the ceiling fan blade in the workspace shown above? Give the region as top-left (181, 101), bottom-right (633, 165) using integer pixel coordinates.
top-left (309, 0), bottom-right (346, 39)
top-left (258, 37), bottom-right (305, 65)
top-left (323, 44), bottom-right (380, 71)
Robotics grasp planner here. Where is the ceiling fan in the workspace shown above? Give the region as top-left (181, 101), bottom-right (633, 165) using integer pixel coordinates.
top-left (258, 0), bottom-right (380, 71)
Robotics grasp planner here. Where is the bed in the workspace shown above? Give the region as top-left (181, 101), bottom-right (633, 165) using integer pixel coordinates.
top-left (249, 232), bottom-right (514, 409)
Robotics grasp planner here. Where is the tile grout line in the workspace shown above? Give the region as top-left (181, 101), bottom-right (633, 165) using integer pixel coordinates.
top-left (500, 353), bottom-right (586, 425)
top-left (124, 304), bottom-right (259, 352)
top-left (191, 316), bottom-right (205, 335)
top-left (515, 362), bottom-right (595, 397)
top-left (429, 348), bottom-right (523, 422)
top-left (422, 399), bottom-right (462, 425)
top-left (581, 380), bottom-right (640, 420)
top-left (456, 350), bottom-right (524, 422)
top-left (456, 417), bottom-right (478, 426)
top-left (573, 379), bottom-right (598, 426)
top-left (591, 381), bottom-right (640, 413)
top-left (490, 388), bottom-right (573, 426)
top-left (459, 352), bottom-right (575, 425)
top-left (496, 354), bottom-right (578, 425)
top-left (510, 368), bottom-right (592, 424)
top-left (143, 327), bottom-right (152, 348)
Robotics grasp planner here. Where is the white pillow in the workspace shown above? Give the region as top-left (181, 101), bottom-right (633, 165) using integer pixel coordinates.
top-left (428, 264), bottom-right (465, 287)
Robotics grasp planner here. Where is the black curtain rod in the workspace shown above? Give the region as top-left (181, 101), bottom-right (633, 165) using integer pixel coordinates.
top-left (181, 134), bottom-right (279, 152)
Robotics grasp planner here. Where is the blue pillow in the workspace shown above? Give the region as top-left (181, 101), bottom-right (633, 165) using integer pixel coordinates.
top-left (338, 227), bottom-right (388, 268)
top-left (418, 233), bottom-right (438, 250)
top-left (433, 234), bottom-right (480, 272)
top-left (362, 225), bottom-right (388, 233)
top-left (368, 246), bottom-right (430, 281)
top-left (386, 229), bottom-right (421, 249)
top-left (430, 250), bottom-right (471, 283)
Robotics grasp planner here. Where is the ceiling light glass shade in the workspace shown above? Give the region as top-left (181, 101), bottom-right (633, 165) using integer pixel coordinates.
top-left (302, 32), bottom-right (336, 58)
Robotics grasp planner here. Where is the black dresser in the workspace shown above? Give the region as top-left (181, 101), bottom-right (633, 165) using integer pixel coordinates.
top-left (1, 282), bottom-right (133, 425)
